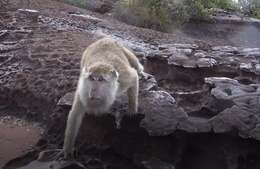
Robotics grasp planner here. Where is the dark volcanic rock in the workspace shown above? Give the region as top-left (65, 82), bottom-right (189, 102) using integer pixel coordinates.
top-left (143, 41), bottom-right (260, 137)
top-left (86, 0), bottom-right (118, 14)
top-left (205, 77), bottom-right (260, 139)
top-left (18, 160), bottom-right (86, 169)
top-left (142, 158), bottom-right (175, 169)
top-left (15, 9), bottom-right (39, 22)
top-left (148, 43), bottom-right (260, 77)
top-left (140, 90), bottom-right (186, 136)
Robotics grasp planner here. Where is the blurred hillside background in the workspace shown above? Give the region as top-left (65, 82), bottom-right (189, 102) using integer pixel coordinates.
top-left (60, 0), bottom-right (260, 31)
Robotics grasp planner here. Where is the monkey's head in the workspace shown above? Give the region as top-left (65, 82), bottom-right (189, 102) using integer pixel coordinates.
top-left (79, 63), bottom-right (119, 114)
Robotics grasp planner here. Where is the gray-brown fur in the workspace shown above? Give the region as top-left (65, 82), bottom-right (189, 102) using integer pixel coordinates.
top-left (63, 37), bottom-right (143, 158)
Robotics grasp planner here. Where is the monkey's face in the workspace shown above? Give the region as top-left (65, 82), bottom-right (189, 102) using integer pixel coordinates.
top-left (79, 68), bottom-right (119, 113)
top-left (87, 73), bottom-right (117, 100)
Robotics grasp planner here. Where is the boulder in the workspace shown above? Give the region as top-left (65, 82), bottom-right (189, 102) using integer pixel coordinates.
top-left (86, 0), bottom-right (118, 14)
top-left (15, 9), bottom-right (39, 23)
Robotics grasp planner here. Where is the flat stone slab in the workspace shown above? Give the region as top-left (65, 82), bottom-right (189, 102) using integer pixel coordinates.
top-left (57, 71), bottom-right (260, 140)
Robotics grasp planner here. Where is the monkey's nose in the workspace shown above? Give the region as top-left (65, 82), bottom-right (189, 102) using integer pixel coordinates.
top-left (89, 96), bottom-right (95, 100)
top-left (89, 96), bottom-right (101, 100)
top-left (88, 92), bottom-right (95, 100)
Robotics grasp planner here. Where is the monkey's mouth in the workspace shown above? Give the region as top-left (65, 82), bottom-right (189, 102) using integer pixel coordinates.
top-left (88, 98), bottom-right (104, 105)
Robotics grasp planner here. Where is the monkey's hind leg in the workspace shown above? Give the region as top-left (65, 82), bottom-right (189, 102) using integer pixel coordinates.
top-left (122, 47), bottom-right (144, 73)
top-left (63, 94), bottom-right (85, 159)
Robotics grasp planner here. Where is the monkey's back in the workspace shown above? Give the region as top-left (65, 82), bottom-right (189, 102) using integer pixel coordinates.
top-left (82, 38), bottom-right (131, 69)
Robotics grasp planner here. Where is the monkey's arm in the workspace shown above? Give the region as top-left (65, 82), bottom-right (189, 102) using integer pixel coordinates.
top-left (127, 70), bottom-right (139, 114)
top-left (122, 47), bottom-right (144, 73)
top-left (63, 92), bottom-right (85, 158)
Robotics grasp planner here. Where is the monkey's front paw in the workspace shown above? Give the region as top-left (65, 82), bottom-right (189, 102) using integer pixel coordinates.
top-left (37, 149), bottom-right (66, 162)
top-left (128, 108), bottom-right (138, 116)
top-left (47, 151), bottom-right (74, 161)
top-left (64, 150), bottom-right (76, 160)
top-left (115, 111), bottom-right (123, 129)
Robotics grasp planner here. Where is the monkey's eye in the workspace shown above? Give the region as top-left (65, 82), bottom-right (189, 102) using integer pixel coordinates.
top-left (88, 75), bottom-right (95, 81)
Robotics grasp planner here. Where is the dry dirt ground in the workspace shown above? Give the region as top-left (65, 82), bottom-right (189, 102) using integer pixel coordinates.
top-left (1, 0), bottom-right (260, 169)
top-left (0, 115), bottom-right (43, 168)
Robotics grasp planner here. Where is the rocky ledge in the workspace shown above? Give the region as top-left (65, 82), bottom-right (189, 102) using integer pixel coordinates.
top-left (57, 42), bottom-right (260, 140)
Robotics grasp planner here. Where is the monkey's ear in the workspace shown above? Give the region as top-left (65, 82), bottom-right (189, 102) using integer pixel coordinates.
top-left (82, 67), bottom-right (89, 73)
top-left (82, 67), bottom-right (90, 78)
top-left (111, 70), bottom-right (119, 79)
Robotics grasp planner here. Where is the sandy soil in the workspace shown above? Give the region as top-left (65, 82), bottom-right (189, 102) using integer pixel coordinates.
top-left (0, 116), bottom-right (42, 168)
